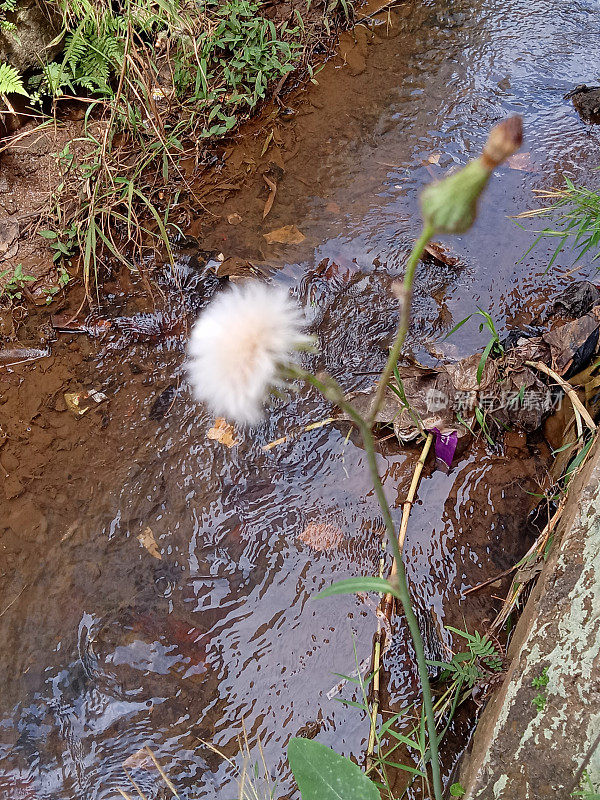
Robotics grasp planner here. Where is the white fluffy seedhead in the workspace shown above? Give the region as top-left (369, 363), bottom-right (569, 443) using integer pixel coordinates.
top-left (186, 282), bottom-right (309, 425)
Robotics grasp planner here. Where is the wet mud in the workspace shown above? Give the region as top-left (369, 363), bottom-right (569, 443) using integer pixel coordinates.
top-left (2, 0), bottom-right (600, 798)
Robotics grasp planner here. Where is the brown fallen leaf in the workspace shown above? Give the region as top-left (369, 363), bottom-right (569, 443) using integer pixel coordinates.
top-left (207, 417), bottom-right (238, 447)
top-left (216, 256), bottom-right (265, 279)
top-left (263, 174), bottom-right (277, 219)
top-left (507, 152), bottom-right (534, 172)
top-left (137, 527), bottom-right (162, 560)
top-left (422, 241), bottom-right (461, 267)
top-left (263, 225), bottom-right (305, 245)
top-left (123, 747), bottom-right (155, 771)
top-left (298, 521), bottom-right (344, 552)
top-left (426, 152), bottom-right (441, 165)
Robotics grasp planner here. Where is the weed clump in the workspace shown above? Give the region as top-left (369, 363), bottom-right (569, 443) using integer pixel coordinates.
top-left (0, 0), bottom-right (351, 297)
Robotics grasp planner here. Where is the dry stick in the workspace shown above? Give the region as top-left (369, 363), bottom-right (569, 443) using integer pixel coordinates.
top-left (568, 727), bottom-right (600, 796)
top-left (366, 532), bottom-right (387, 769)
top-left (366, 433), bottom-right (434, 768)
top-left (144, 747), bottom-right (180, 799)
top-left (525, 360), bottom-right (597, 432)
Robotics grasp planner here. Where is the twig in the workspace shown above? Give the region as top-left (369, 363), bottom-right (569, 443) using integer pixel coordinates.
top-left (461, 565), bottom-right (517, 597)
top-left (144, 747), bottom-right (179, 798)
top-left (0, 584), bottom-right (27, 618)
top-left (366, 531), bottom-right (386, 767)
top-left (568, 728), bottom-right (600, 795)
top-left (525, 360), bottom-right (597, 431)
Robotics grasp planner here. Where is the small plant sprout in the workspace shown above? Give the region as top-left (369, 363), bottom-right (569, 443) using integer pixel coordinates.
top-left (531, 666), bottom-right (550, 690)
top-left (0, 263), bottom-right (36, 301)
top-left (186, 282), bottom-right (313, 425)
top-left (532, 693), bottom-right (547, 713)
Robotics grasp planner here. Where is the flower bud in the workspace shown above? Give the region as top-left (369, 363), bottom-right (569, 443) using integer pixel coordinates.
top-left (420, 115), bottom-right (523, 235)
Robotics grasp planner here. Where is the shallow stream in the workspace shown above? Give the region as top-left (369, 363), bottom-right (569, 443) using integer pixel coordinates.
top-left (1, 1), bottom-right (600, 797)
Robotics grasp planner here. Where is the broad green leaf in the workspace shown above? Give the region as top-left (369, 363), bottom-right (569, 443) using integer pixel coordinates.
top-left (315, 577), bottom-right (398, 599)
top-left (287, 738), bottom-right (379, 800)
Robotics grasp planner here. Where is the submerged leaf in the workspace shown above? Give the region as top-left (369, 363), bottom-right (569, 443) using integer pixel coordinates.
top-left (137, 527), bottom-right (162, 560)
top-left (298, 521), bottom-right (344, 552)
top-left (207, 418), bottom-right (238, 448)
top-left (316, 577), bottom-right (398, 599)
top-left (263, 224), bottom-right (305, 244)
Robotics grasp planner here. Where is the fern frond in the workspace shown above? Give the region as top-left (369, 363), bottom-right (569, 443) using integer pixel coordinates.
top-left (0, 62), bottom-right (28, 96)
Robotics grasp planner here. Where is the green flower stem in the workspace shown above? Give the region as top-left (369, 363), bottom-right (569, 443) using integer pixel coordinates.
top-left (293, 369), bottom-right (443, 800)
top-left (367, 222), bottom-right (434, 428)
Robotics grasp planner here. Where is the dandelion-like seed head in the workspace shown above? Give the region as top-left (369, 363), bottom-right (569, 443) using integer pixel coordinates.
top-left (186, 282), bottom-right (309, 425)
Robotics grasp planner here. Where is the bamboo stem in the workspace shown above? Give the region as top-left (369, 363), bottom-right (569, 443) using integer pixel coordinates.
top-left (384, 433), bottom-right (434, 610)
top-left (525, 360), bottom-right (596, 431)
top-left (367, 433), bottom-right (434, 770)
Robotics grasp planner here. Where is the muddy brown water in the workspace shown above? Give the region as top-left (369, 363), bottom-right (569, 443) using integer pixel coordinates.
top-left (2, 1), bottom-right (600, 798)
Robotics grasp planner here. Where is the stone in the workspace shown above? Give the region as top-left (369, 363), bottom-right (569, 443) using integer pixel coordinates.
top-left (0, 1), bottom-right (62, 74)
top-left (459, 439), bottom-right (600, 797)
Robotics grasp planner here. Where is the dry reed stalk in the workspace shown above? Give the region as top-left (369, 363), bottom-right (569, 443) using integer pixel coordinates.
top-left (144, 747), bottom-right (180, 798)
top-left (366, 433), bottom-right (434, 764)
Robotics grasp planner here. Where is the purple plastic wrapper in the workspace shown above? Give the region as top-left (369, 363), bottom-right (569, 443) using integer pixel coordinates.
top-left (428, 427), bottom-right (458, 472)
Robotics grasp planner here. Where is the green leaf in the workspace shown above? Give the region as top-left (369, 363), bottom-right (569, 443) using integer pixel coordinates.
top-left (287, 738), bottom-right (380, 800)
top-left (450, 783), bottom-right (466, 796)
top-left (444, 313), bottom-right (473, 339)
top-left (0, 62), bottom-right (28, 96)
top-left (315, 577), bottom-right (398, 599)
top-left (477, 337), bottom-right (496, 384)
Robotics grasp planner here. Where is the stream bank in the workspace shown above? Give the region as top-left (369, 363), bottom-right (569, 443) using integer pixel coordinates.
top-left (2, 1), bottom-right (600, 798)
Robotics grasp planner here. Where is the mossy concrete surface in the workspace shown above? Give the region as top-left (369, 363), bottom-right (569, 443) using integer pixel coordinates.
top-left (460, 439), bottom-right (600, 798)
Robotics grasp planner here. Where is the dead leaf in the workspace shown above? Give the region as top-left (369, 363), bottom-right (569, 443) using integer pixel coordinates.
top-left (263, 174), bottom-right (277, 219)
top-left (216, 257), bottom-right (266, 279)
top-left (207, 417), bottom-right (238, 447)
top-left (64, 389), bottom-right (108, 416)
top-left (263, 225), bottom-right (305, 245)
top-left (227, 213), bottom-right (242, 225)
top-left (422, 242), bottom-right (461, 267)
top-left (137, 527), bottom-right (162, 560)
top-left (427, 152), bottom-right (441, 165)
top-left (298, 521), bottom-right (344, 552)
top-left (261, 129), bottom-right (274, 157)
top-left (507, 152), bottom-right (534, 172)
top-left (514, 558), bottom-right (543, 583)
top-left (123, 747), bottom-right (154, 771)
